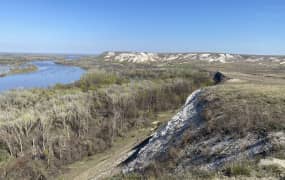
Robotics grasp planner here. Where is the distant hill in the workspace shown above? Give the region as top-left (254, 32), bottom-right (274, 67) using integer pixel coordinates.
top-left (101, 51), bottom-right (285, 64)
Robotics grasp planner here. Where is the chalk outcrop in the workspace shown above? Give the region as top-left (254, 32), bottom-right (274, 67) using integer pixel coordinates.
top-left (123, 89), bottom-right (204, 172)
top-left (122, 89), bottom-right (285, 174)
top-left (103, 51), bottom-right (285, 64)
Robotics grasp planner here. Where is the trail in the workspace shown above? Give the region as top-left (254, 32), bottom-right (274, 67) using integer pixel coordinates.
top-left (58, 130), bottom-right (146, 180)
top-left (75, 140), bottom-right (136, 180)
top-left (57, 111), bottom-right (175, 180)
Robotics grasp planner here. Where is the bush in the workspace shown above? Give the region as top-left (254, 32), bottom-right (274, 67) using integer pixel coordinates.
top-left (76, 71), bottom-right (129, 91)
top-left (223, 163), bottom-right (251, 177)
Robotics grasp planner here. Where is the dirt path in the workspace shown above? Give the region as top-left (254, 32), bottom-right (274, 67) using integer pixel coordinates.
top-left (57, 111), bottom-right (175, 180)
top-left (57, 129), bottom-right (148, 180)
top-left (87, 151), bottom-right (129, 179)
top-left (74, 140), bottom-right (136, 180)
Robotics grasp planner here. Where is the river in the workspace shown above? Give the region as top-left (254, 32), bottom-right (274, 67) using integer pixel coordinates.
top-left (0, 61), bottom-right (85, 92)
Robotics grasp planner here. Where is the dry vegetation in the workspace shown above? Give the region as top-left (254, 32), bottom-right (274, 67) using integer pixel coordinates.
top-left (1, 54), bottom-right (284, 179)
top-left (110, 83), bottom-right (285, 180)
top-left (202, 83), bottom-right (285, 136)
top-left (113, 160), bottom-right (284, 180)
top-left (0, 60), bottom-right (212, 179)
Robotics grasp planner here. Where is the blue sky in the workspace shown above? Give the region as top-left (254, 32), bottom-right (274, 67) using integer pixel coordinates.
top-left (0, 0), bottom-right (285, 55)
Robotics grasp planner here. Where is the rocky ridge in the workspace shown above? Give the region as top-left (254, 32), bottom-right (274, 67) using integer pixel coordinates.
top-left (123, 89), bottom-right (204, 173)
top-left (122, 88), bottom-right (285, 175)
top-left (103, 52), bottom-right (285, 64)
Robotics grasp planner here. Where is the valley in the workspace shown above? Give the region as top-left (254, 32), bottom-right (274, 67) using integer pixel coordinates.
top-left (0, 52), bottom-right (284, 179)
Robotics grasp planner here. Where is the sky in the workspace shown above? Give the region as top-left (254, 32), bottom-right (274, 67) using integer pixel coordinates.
top-left (0, 0), bottom-right (285, 55)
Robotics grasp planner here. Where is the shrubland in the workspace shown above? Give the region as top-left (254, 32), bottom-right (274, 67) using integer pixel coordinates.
top-left (1, 54), bottom-right (285, 179)
top-left (0, 62), bottom-right (212, 179)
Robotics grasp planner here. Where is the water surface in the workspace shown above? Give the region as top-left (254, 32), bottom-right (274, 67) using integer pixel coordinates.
top-left (0, 61), bottom-right (85, 92)
top-left (0, 65), bottom-right (10, 75)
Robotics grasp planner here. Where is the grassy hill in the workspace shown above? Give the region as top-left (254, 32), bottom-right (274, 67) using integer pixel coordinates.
top-left (0, 52), bottom-right (284, 179)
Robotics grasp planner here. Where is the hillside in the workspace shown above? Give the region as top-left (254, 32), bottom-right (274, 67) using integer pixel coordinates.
top-left (0, 56), bottom-right (212, 179)
top-left (120, 83), bottom-right (285, 179)
top-left (59, 77), bottom-right (285, 180)
top-left (0, 52), bottom-right (284, 179)
top-left (102, 51), bottom-right (285, 64)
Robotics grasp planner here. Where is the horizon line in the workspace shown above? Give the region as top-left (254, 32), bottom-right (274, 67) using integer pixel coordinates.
top-left (0, 50), bottom-right (285, 57)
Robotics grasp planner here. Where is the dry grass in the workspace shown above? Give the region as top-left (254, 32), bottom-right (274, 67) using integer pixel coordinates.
top-left (0, 65), bottom-right (212, 179)
top-left (1, 54), bottom-right (284, 179)
top-left (201, 83), bottom-right (285, 136)
top-left (124, 82), bottom-right (285, 179)
top-left (58, 110), bottom-right (175, 180)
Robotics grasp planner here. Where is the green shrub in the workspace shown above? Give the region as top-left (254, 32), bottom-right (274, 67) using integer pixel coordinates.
top-left (0, 149), bottom-right (9, 163)
top-left (223, 163), bottom-right (251, 177)
top-left (76, 71), bottom-right (129, 91)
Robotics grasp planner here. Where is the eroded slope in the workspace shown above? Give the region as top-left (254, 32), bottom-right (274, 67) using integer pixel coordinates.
top-left (121, 83), bottom-right (285, 179)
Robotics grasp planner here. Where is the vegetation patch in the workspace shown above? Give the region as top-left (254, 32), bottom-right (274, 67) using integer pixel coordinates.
top-left (0, 61), bottom-right (212, 179)
top-left (0, 64), bottom-right (38, 77)
top-left (201, 83), bottom-right (285, 136)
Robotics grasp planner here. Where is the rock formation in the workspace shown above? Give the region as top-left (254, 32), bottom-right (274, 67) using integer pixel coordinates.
top-left (122, 89), bottom-right (285, 174)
